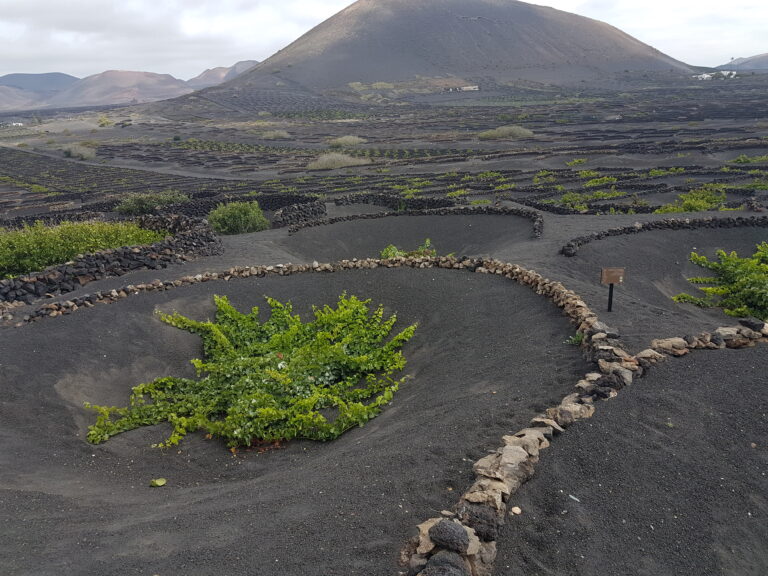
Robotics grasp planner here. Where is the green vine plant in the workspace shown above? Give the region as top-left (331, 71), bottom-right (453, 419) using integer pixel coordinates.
top-left (86, 294), bottom-right (417, 448)
top-left (673, 242), bottom-right (768, 318)
top-left (380, 238), bottom-right (438, 259)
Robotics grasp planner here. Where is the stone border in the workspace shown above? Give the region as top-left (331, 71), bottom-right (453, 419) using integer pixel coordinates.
top-left (561, 215), bottom-right (768, 256)
top-left (0, 214), bottom-right (221, 305)
top-left (289, 206), bottom-right (545, 239)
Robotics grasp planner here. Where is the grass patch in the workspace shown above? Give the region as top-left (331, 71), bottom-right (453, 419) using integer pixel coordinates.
top-left (208, 201), bottom-right (270, 235)
top-left (0, 221), bottom-right (164, 278)
top-left (307, 153), bottom-right (372, 170)
top-left (86, 293), bottom-right (416, 447)
top-left (477, 125), bottom-right (534, 140)
top-left (584, 176), bottom-right (618, 188)
top-left (533, 170), bottom-right (557, 185)
top-left (328, 135), bottom-right (367, 148)
top-left (261, 130), bottom-right (290, 140)
top-left (545, 187), bottom-right (623, 211)
top-left (116, 190), bottom-right (190, 216)
top-left (673, 242), bottom-right (768, 318)
top-left (647, 167), bottom-right (686, 177)
top-left (655, 184), bottom-right (728, 213)
top-left (732, 154), bottom-right (768, 164)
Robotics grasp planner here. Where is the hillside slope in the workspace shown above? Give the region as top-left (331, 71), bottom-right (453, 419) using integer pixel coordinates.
top-left (229, 0), bottom-right (691, 90)
top-left (719, 53), bottom-right (768, 71)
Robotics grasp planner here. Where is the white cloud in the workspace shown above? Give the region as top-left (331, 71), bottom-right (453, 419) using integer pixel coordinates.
top-left (538, 0), bottom-right (768, 65)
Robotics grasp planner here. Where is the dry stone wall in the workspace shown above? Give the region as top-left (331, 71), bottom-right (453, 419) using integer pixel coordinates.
top-left (561, 215), bottom-right (768, 256)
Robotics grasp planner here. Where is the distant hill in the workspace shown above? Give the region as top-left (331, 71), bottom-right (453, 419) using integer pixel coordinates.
top-left (222, 60), bottom-right (259, 82)
top-left (253, 0), bottom-right (693, 87)
top-left (180, 0), bottom-right (692, 113)
top-left (187, 66), bottom-right (231, 89)
top-left (0, 73), bottom-right (80, 111)
top-left (0, 62), bottom-right (260, 110)
top-left (43, 71), bottom-right (193, 108)
top-left (0, 73), bottom-right (79, 93)
top-left (718, 53), bottom-right (768, 71)
top-left (187, 60), bottom-right (259, 88)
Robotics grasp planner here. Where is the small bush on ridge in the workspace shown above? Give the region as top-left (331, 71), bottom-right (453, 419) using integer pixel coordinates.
top-left (655, 184), bottom-right (727, 213)
top-left (208, 201), bottom-right (270, 235)
top-left (478, 125), bottom-right (534, 140)
top-left (116, 190), bottom-right (189, 216)
top-left (380, 239), bottom-right (437, 259)
top-left (307, 153), bottom-right (372, 170)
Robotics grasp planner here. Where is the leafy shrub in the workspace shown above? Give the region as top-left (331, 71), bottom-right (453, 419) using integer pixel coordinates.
top-left (533, 170), bottom-right (557, 185)
top-left (207, 201), bottom-right (270, 235)
top-left (578, 170), bottom-right (600, 179)
top-left (545, 187), bottom-right (623, 211)
top-left (62, 145), bottom-right (96, 160)
top-left (584, 176), bottom-right (618, 188)
top-left (647, 167), bottom-right (685, 177)
top-left (328, 135), bottom-right (367, 148)
top-left (566, 158), bottom-right (587, 167)
top-left (380, 239), bottom-right (437, 259)
top-left (307, 153), bottom-right (372, 170)
top-left (116, 190), bottom-right (189, 215)
top-left (743, 178), bottom-right (768, 191)
top-left (655, 184), bottom-right (727, 213)
top-left (732, 154), bottom-right (768, 164)
top-left (446, 188), bottom-right (469, 198)
top-left (673, 243), bottom-right (768, 318)
top-left (86, 294), bottom-right (417, 447)
top-left (478, 125), bottom-right (534, 140)
top-left (0, 221), bottom-right (164, 278)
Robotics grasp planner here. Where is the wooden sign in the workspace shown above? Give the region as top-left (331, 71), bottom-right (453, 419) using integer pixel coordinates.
top-left (601, 268), bottom-right (626, 285)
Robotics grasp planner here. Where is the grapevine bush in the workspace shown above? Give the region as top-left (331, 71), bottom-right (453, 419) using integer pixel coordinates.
top-left (655, 184), bottom-right (728, 213)
top-left (115, 190), bottom-right (189, 215)
top-left (673, 242), bottom-right (768, 318)
top-left (86, 293), bottom-right (417, 447)
top-left (380, 238), bottom-right (437, 259)
top-left (207, 201), bottom-right (270, 235)
top-left (0, 221), bottom-right (164, 278)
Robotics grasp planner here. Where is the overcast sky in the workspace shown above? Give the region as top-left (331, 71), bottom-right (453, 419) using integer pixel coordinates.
top-left (2, 0), bottom-right (765, 79)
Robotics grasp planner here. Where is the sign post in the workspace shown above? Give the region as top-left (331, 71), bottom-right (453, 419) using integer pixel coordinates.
top-left (600, 268), bottom-right (625, 312)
